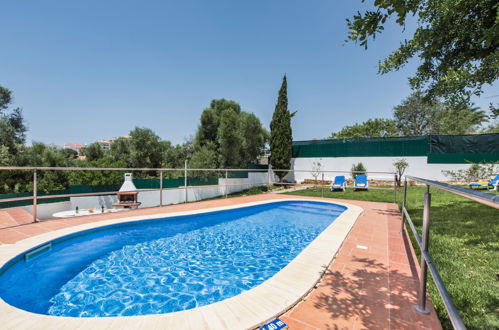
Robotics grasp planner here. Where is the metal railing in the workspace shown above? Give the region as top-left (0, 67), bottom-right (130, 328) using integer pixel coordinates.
top-left (400, 176), bottom-right (498, 330)
top-left (0, 166), bottom-right (397, 222)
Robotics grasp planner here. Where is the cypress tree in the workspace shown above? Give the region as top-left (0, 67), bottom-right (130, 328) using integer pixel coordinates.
top-left (270, 75), bottom-right (293, 181)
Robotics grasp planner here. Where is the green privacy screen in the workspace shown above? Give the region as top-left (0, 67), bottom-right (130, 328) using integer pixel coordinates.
top-left (292, 136), bottom-right (428, 158)
top-left (427, 134), bottom-right (499, 163)
top-left (292, 133), bottom-right (499, 164)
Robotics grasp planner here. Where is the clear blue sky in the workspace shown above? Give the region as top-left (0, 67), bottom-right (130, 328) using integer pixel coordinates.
top-left (1, 0), bottom-right (496, 146)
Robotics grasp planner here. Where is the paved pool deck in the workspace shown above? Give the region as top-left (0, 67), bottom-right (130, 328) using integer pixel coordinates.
top-left (0, 194), bottom-right (442, 329)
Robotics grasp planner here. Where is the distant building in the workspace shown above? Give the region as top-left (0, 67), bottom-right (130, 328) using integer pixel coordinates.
top-left (64, 143), bottom-right (85, 155)
top-left (97, 139), bottom-right (112, 150)
top-left (97, 136), bottom-right (131, 150)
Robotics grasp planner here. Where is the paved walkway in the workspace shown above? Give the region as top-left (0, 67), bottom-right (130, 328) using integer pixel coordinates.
top-left (0, 194), bottom-right (441, 329)
top-left (280, 199), bottom-right (441, 330)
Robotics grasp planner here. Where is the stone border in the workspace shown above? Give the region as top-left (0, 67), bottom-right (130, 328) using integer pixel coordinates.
top-left (0, 198), bottom-right (363, 329)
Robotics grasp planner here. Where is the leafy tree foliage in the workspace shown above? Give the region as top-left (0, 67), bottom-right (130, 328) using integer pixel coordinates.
top-left (189, 143), bottom-right (218, 170)
top-left (331, 92), bottom-right (490, 138)
top-left (483, 104), bottom-right (499, 133)
top-left (330, 118), bottom-right (398, 139)
top-left (83, 142), bottom-right (105, 161)
top-left (442, 162), bottom-right (498, 182)
top-left (440, 104), bottom-right (488, 135)
top-left (4, 143), bottom-right (78, 193)
top-left (240, 112), bottom-right (269, 164)
top-left (347, 0), bottom-right (498, 100)
top-left (393, 92), bottom-right (446, 136)
top-left (127, 127), bottom-right (166, 169)
top-left (108, 128), bottom-right (181, 170)
top-left (163, 140), bottom-right (195, 171)
top-left (394, 93), bottom-right (486, 135)
top-left (0, 145), bottom-right (12, 166)
top-left (393, 158), bottom-right (409, 186)
top-left (109, 137), bottom-right (131, 163)
top-left (193, 99), bottom-right (267, 168)
top-left (68, 159), bottom-right (126, 186)
top-left (217, 109), bottom-right (243, 168)
top-left (351, 162), bottom-right (367, 180)
top-left (270, 76), bottom-right (294, 181)
top-left (195, 99), bottom-right (241, 150)
top-left (0, 86), bottom-right (12, 108)
top-left (0, 86), bottom-right (27, 155)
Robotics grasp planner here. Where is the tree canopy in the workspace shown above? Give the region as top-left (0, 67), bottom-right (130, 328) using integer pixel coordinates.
top-left (270, 75), bottom-right (294, 180)
top-left (0, 86), bottom-right (27, 155)
top-left (393, 93), bottom-right (486, 135)
top-left (193, 99), bottom-right (268, 169)
top-left (330, 118), bottom-right (398, 139)
top-left (84, 142), bottom-right (105, 161)
top-left (330, 92), bottom-right (488, 138)
top-left (347, 0), bottom-right (498, 101)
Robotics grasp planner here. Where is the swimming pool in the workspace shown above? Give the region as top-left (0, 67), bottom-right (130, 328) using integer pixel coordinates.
top-left (0, 200), bottom-right (346, 318)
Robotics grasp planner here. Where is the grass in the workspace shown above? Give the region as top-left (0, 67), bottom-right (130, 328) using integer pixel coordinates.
top-left (284, 186), bottom-right (499, 330)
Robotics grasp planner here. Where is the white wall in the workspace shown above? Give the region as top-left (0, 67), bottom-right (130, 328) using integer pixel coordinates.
top-left (70, 195), bottom-right (117, 210)
top-left (287, 156), bottom-right (470, 182)
top-left (21, 201), bottom-right (71, 220)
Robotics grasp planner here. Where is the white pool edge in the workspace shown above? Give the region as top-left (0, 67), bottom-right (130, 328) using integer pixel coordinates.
top-left (0, 197), bottom-right (363, 330)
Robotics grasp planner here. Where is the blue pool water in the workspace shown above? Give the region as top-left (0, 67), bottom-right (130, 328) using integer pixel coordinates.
top-left (0, 201), bottom-right (345, 317)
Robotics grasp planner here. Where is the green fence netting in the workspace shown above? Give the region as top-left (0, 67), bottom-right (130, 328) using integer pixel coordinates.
top-left (248, 164), bottom-right (269, 170)
top-left (427, 133), bottom-right (499, 163)
top-left (292, 133), bottom-right (499, 164)
top-left (292, 136), bottom-right (428, 158)
top-left (133, 176), bottom-right (221, 189)
top-left (69, 184), bottom-right (121, 194)
top-left (0, 189), bottom-right (70, 209)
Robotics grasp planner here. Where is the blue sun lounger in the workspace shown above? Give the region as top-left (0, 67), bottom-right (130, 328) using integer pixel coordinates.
top-left (488, 174), bottom-right (499, 191)
top-left (330, 175), bottom-right (346, 191)
top-left (353, 174), bottom-right (368, 191)
top-left (468, 180), bottom-right (490, 189)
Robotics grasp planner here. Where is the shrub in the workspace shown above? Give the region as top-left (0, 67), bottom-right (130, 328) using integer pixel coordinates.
top-left (351, 162), bottom-right (367, 180)
top-left (393, 158), bottom-right (409, 186)
top-left (442, 162), bottom-right (498, 182)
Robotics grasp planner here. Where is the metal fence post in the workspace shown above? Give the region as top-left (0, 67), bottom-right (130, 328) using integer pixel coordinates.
top-left (33, 169), bottom-right (37, 222)
top-left (394, 173), bottom-right (397, 203)
top-left (414, 185), bottom-right (431, 315)
top-left (225, 170), bottom-right (228, 198)
top-left (400, 178), bottom-right (407, 234)
top-left (267, 164), bottom-right (271, 192)
top-left (321, 172), bottom-right (324, 198)
top-left (184, 160), bottom-right (188, 203)
top-left (159, 171), bottom-right (163, 207)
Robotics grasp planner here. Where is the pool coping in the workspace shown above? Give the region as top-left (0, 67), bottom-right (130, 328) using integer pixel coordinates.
top-left (0, 198), bottom-right (363, 329)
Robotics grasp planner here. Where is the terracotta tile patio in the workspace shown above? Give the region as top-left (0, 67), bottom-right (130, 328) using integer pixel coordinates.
top-left (0, 208), bottom-right (33, 229)
top-left (0, 194), bottom-right (442, 329)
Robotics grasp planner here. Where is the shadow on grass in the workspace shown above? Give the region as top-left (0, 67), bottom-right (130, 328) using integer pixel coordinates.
top-left (405, 197), bottom-right (499, 329)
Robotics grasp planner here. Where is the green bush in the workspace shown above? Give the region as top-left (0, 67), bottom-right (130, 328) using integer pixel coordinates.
top-left (351, 162), bottom-right (367, 179)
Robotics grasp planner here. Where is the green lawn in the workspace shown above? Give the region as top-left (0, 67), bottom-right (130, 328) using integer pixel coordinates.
top-left (285, 186), bottom-right (499, 330)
